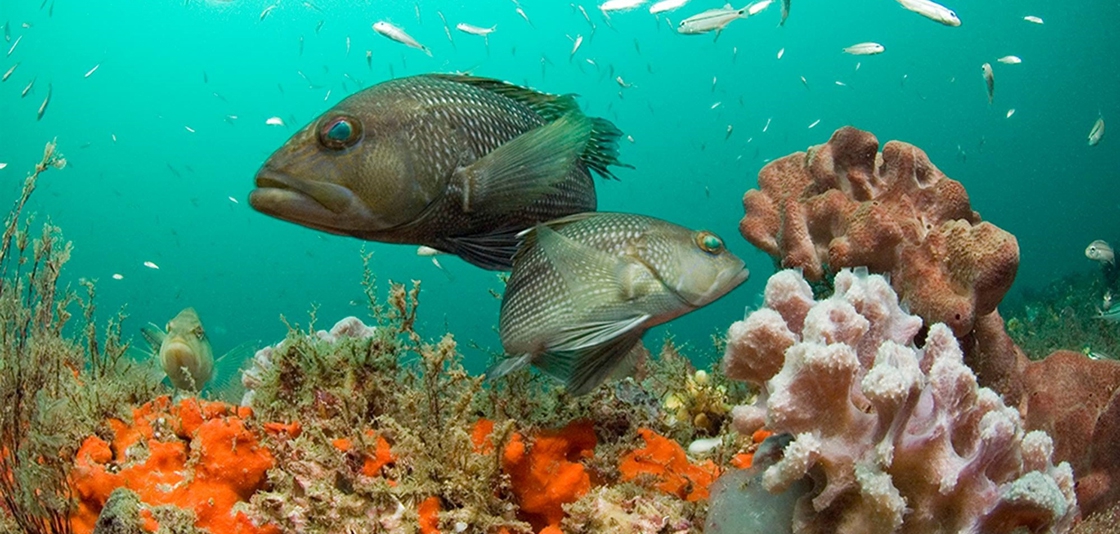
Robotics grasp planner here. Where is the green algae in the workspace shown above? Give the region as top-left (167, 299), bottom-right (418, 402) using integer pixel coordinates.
top-left (1004, 269), bottom-right (1120, 361)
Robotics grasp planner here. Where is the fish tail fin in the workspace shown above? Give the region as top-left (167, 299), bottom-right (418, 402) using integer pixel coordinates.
top-left (485, 353), bottom-right (533, 381)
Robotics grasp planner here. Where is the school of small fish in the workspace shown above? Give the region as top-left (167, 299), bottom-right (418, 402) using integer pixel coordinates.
top-left (0, 0), bottom-right (1109, 396)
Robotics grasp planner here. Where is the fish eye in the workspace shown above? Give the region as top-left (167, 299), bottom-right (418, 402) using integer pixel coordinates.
top-left (193, 327), bottom-right (205, 340)
top-left (695, 231), bottom-right (724, 254)
top-left (319, 115), bottom-right (363, 150)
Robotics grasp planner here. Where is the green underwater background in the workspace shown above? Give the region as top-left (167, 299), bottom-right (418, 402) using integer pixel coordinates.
top-left (1, 0), bottom-right (1118, 379)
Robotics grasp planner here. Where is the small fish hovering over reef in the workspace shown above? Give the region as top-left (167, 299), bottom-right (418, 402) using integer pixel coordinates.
top-left (843, 42), bottom-right (884, 55)
top-left (895, 0), bottom-right (960, 26)
top-left (981, 62), bottom-right (994, 104)
top-left (488, 212), bottom-right (748, 395)
top-left (372, 21), bottom-right (431, 56)
top-left (140, 308), bottom-right (254, 392)
top-left (1095, 305), bottom-right (1120, 323)
top-left (250, 74), bottom-right (629, 270)
top-left (1086, 239), bottom-right (1115, 265)
top-left (1088, 116), bottom-right (1105, 146)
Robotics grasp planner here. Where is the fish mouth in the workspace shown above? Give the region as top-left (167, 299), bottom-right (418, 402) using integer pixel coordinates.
top-left (687, 264), bottom-right (749, 307)
top-left (250, 169), bottom-right (375, 234)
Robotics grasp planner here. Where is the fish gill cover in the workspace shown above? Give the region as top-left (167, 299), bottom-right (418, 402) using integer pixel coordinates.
top-left (1, 0), bottom-right (1119, 532)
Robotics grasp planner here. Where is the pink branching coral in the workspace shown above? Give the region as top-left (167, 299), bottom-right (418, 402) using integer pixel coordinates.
top-left (722, 268), bottom-right (1078, 533)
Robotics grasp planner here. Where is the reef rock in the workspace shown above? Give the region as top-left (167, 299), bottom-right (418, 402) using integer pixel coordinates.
top-left (740, 126), bottom-right (1019, 337)
top-left (722, 269), bottom-right (1077, 534)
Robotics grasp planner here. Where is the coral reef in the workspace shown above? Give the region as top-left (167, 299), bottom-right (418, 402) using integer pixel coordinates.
top-left (1003, 270), bottom-right (1120, 361)
top-left (739, 126), bottom-right (1019, 338)
top-left (721, 268), bottom-right (1077, 533)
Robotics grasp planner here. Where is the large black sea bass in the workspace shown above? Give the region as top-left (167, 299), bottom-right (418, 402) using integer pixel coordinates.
top-left (250, 74), bottom-right (629, 270)
top-left (489, 212), bottom-right (749, 395)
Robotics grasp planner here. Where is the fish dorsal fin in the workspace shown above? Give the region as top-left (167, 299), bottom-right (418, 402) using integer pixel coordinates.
top-left (511, 212), bottom-right (599, 265)
top-left (456, 111), bottom-right (593, 215)
top-left (140, 323), bottom-right (167, 351)
top-left (429, 74), bottom-right (578, 119)
top-left (430, 74), bottom-right (632, 179)
top-left (537, 331), bottom-right (645, 396)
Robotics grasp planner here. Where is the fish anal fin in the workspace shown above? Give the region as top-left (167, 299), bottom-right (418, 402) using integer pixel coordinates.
top-left (439, 230), bottom-right (523, 270)
top-left (456, 112), bottom-right (592, 214)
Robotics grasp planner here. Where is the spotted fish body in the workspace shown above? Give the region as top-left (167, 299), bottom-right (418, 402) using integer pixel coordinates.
top-left (251, 74), bottom-right (628, 270)
top-left (492, 212), bottom-right (748, 395)
top-left (141, 308), bottom-right (214, 391)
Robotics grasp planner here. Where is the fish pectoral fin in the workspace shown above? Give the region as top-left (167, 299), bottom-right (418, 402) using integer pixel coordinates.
top-left (484, 353), bottom-right (534, 381)
top-left (549, 314), bottom-right (650, 353)
top-left (456, 111), bottom-right (593, 214)
top-left (538, 332), bottom-right (645, 396)
top-left (215, 340), bottom-right (259, 367)
top-left (440, 229), bottom-right (524, 270)
top-left (140, 323), bottom-right (167, 351)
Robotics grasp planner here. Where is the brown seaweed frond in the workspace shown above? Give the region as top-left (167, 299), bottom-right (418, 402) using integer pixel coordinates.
top-left (0, 141), bottom-right (160, 534)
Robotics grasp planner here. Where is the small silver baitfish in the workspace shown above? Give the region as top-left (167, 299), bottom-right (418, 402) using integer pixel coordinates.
top-left (1088, 116), bottom-right (1105, 146)
top-left (1086, 239), bottom-right (1114, 265)
top-left (489, 212), bottom-right (748, 395)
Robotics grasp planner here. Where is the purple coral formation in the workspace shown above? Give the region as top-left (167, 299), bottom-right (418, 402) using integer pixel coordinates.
top-left (722, 269), bottom-right (1078, 533)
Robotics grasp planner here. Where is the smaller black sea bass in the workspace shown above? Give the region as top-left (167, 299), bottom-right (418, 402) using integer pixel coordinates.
top-left (490, 213), bottom-right (748, 395)
top-left (250, 74), bottom-right (629, 270)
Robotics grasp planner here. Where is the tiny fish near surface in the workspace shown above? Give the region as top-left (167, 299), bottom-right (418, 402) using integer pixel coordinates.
top-left (981, 62), bottom-right (994, 104)
top-left (843, 42), bottom-right (884, 55)
top-left (489, 212), bottom-right (747, 395)
top-left (250, 74), bottom-right (629, 270)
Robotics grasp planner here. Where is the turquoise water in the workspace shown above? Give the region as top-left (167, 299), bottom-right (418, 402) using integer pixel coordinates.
top-left (1, 0), bottom-right (1117, 378)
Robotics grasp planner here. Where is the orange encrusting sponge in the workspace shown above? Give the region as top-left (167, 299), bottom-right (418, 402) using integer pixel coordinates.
top-left (618, 428), bottom-right (721, 502)
top-left (69, 396), bottom-right (280, 534)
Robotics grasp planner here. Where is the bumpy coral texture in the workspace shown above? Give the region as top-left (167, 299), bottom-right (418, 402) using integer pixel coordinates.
top-left (70, 396), bottom-right (279, 534)
top-left (618, 428), bottom-right (720, 502)
top-left (1023, 350), bottom-right (1120, 517)
top-left (722, 269), bottom-right (1078, 534)
top-left (739, 126), bottom-right (1019, 337)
